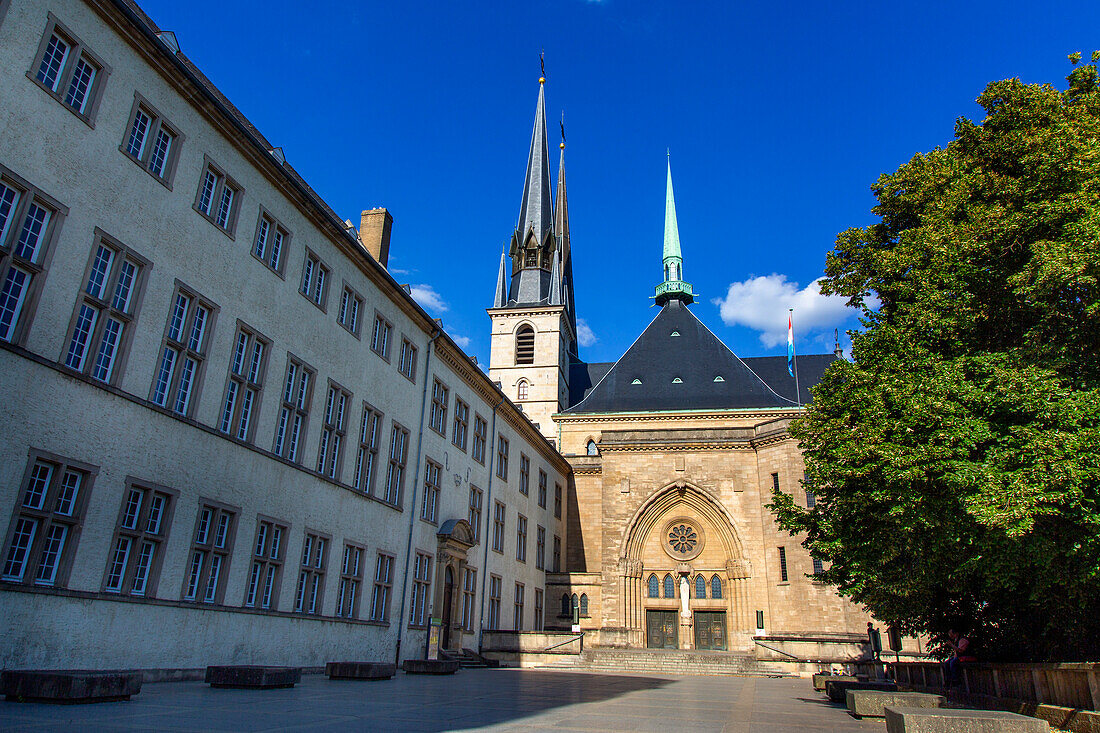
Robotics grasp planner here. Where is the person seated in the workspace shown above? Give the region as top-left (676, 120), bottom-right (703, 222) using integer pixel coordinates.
top-left (942, 628), bottom-right (976, 685)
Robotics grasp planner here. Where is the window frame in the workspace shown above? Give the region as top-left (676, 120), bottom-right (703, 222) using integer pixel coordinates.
top-left (514, 324), bottom-right (534, 365)
top-left (496, 435), bottom-right (509, 481)
top-left (298, 247), bottom-right (330, 311)
top-left (147, 280), bottom-right (217, 416)
top-left (537, 470), bottom-right (547, 508)
top-left (250, 207), bottom-right (290, 278)
top-left (192, 155), bottom-right (243, 237)
top-left (397, 336), bottom-right (417, 381)
top-left (102, 476), bottom-right (178, 598)
top-left (535, 525), bottom-right (546, 570)
top-left (487, 574), bottom-right (502, 630)
top-left (272, 353), bottom-right (316, 463)
top-left (428, 377), bottom-right (449, 436)
top-left (27, 13), bottom-right (112, 128)
top-left (468, 485), bottom-right (483, 544)
top-left (420, 457), bottom-right (442, 525)
top-left (180, 499), bottom-right (239, 605)
top-left (337, 281), bottom-right (364, 338)
top-left (119, 92), bottom-right (184, 189)
top-left (451, 398), bottom-right (469, 451)
top-left (316, 379), bottom-right (352, 481)
top-left (1, 449), bottom-right (97, 588)
top-left (471, 414), bottom-right (487, 464)
top-left (293, 529), bottom-right (330, 615)
top-left (553, 534), bottom-right (561, 573)
top-left (0, 165), bottom-right (68, 347)
top-left (408, 550), bottom-right (433, 629)
top-left (62, 230), bottom-right (151, 386)
top-left (519, 454), bottom-right (530, 496)
top-left (516, 514), bottom-right (527, 563)
top-left (243, 515), bottom-right (287, 610)
top-left (335, 541), bottom-right (365, 619)
top-left (461, 566), bottom-right (477, 632)
top-left (353, 402), bottom-right (383, 496)
top-left (513, 581), bottom-right (525, 631)
top-left (554, 482), bottom-right (563, 519)
top-left (491, 500), bottom-right (505, 554)
top-left (218, 321), bottom-right (271, 444)
top-left (382, 421), bottom-right (410, 508)
top-left (534, 587), bottom-right (544, 631)
top-left (369, 551), bottom-right (395, 623)
top-left (370, 311), bottom-right (393, 361)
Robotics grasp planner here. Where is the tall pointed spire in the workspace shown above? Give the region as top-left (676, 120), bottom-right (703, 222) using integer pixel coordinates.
top-left (494, 243), bottom-right (509, 308)
top-left (654, 153), bottom-right (695, 306)
top-left (554, 128), bottom-right (577, 345)
top-left (513, 77), bottom-right (553, 253)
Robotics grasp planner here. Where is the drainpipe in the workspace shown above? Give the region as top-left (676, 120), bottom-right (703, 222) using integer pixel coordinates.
top-left (394, 328), bottom-right (441, 665)
top-left (476, 394), bottom-right (507, 652)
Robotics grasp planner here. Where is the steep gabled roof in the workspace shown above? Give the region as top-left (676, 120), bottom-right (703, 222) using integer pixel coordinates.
top-left (564, 300), bottom-right (798, 413)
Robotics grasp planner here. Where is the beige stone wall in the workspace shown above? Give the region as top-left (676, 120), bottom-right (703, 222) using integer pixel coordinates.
top-left (553, 410), bottom-right (872, 651)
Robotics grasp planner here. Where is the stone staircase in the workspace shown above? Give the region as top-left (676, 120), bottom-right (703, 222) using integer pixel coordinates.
top-left (543, 647), bottom-right (794, 677)
top-left (440, 648), bottom-right (500, 669)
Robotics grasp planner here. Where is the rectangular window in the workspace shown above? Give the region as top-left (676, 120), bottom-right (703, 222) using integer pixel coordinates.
top-left (771, 472), bottom-right (780, 493)
top-left (805, 489), bottom-right (816, 508)
top-left (553, 535), bottom-right (561, 573)
top-left (461, 566), bottom-right (477, 632)
top-left (537, 470), bottom-right (547, 509)
top-left (149, 283), bottom-right (214, 415)
top-left (519, 455), bottom-right (530, 496)
top-left (421, 459), bottom-right (441, 524)
top-left (2, 451), bottom-right (94, 587)
top-left (244, 517), bottom-right (285, 610)
top-left (121, 94), bottom-right (182, 187)
top-left (409, 551), bottom-right (432, 628)
top-left (778, 546), bottom-right (788, 583)
top-left (273, 355), bottom-right (315, 463)
top-left (487, 574), bottom-right (502, 630)
top-left (182, 501), bottom-right (237, 604)
top-left (812, 557), bottom-right (824, 576)
top-left (193, 157), bottom-right (241, 236)
top-left (294, 530), bottom-right (329, 614)
top-left (370, 313), bottom-right (392, 360)
top-left (299, 250), bottom-right (329, 309)
top-left (467, 486), bottom-right (482, 544)
top-left (104, 479), bottom-right (175, 597)
top-left (369, 552), bottom-right (394, 622)
top-left (554, 483), bottom-right (562, 519)
top-left (30, 16), bottom-right (109, 124)
top-left (0, 170), bottom-right (65, 345)
top-left (514, 582), bottom-right (525, 631)
top-left (316, 382), bottom-right (351, 480)
top-left (353, 404), bottom-right (382, 495)
top-left (428, 378), bottom-right (449, 435)
top-left (534, 588), bottom-right (544, 631)
top-left (219, 323), bottom-right (269, 443)
top-left (451, 398), bottom-right (468, 451)
top-left (65, 234), bottom-right (149, 385)
top-left (492, 501), bottom-right (505, 553)
top-left (472, 415), bottom-right (487, 464)
top-left (337, 284), bottom-right (363, 337)
top-left (336, 543), bottom-right (364, 619)
top-left (398, 337), bottom-right (417, 381)
top-left (383, 423), bottom-right (410, 507)
top-left (536, 525), bottom-right (546, 570)
top-left (496, 436), bottom-right (509, 480)
top-left (516, 514), bottom-right (527, 563)
top-left (251, 210), bottom-right (288, 276)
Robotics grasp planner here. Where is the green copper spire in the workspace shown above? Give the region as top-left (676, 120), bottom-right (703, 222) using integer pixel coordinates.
top-left (655, 153), bottom-right (694, 306)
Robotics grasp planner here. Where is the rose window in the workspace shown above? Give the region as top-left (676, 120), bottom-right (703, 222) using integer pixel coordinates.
top-left (668, 524), bottom-right (698, 554)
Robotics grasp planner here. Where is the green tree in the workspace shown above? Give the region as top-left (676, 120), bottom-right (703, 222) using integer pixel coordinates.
top-left (771, 54), bottom-right (1100, 662)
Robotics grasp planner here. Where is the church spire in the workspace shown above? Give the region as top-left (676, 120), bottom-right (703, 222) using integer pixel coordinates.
top-left (513, 76), bottom-right (553, 255)
top-left (655, 153), bottom-right (695, 306)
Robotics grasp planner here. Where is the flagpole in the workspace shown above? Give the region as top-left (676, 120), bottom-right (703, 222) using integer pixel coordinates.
top-left (790, 308), bottom-right (801, 408)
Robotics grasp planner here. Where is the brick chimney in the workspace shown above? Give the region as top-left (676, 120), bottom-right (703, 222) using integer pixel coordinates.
top-left (359, 208), bottom-right (393, 269)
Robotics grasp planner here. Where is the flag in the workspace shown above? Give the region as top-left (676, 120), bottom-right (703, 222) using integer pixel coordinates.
top-left (787, 313), bottom-right (795, 377)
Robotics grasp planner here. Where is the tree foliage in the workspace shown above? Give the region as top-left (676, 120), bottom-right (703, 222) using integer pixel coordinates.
top-left (771, 54), bottom-right (1100, 661)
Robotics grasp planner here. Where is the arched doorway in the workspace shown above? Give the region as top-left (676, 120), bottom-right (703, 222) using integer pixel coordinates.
top-left (618, 482), bottom-right (752, 650)
top-left (434, 519), bottom-right (475, 652)
top-left (442, 566), bottom-right (455, 649)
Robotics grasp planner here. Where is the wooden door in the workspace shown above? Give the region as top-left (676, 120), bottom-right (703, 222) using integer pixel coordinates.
top-left (442, 566), bottom-right (454, 649)
top-left (646, 610), bottom-right (679, 649)
top-left (693, 611), bottom-right (727, 650)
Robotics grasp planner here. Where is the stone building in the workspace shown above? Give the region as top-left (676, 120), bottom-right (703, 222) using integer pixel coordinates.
top-left (488, 86), bottom-right (873, 652)
top-left (0, 0), bottom-right (567, 673)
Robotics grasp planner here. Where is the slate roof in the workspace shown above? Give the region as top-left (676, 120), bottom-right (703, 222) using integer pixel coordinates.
top-left (740, 354), bottom-right (837, 406)
top-left (564, 300), bottom-right (836, 414)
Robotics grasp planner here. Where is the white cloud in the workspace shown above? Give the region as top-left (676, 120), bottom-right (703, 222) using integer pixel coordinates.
top-left (577, 318), bottom-right (598, 347)
top-left (450, 334), bottom-right (471, 350)
top-left (409, 284), bottom-right (448, 313)
top-left (712, 274), bottom-right (854, 348)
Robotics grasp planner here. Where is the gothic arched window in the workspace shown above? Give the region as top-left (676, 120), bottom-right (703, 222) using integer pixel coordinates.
top-left (711, 575), bottom-right (723, 599)
top-left (647, 574), bottom-right (659, 598)
top-left (517, 379), bottom-right (529, 401)
top-left (663, 574), bottom-right (675, 599)
top-left (586, 439), bottom-right (598, 456)
top-left (515, 325), bottom-right (535, 365)
top-left (695, 575), bottom-right (706, 599)
top-left (579, 594), bottom-right (589, 616)
top-left (571, 593), bottom-right (579, 610)
top-left (561, 594), bottom-right (570, 616)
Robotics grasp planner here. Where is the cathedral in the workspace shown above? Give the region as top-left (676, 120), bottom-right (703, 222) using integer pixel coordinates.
top-left (488, 77), bottom-right (872, 652)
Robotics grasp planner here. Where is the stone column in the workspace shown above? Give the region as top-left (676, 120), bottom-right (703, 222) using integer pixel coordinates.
top-left (727, 559), bottom-right (753, 636)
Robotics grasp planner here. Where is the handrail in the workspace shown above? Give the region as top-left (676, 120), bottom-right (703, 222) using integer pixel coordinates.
top-left (754, 639), bottom-right (801, 660)
top-left (543, 633), bottom-right (584, 652)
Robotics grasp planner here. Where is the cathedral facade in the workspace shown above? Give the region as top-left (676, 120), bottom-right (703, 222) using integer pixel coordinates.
top-left (488, 79), bottom-right (872, 652)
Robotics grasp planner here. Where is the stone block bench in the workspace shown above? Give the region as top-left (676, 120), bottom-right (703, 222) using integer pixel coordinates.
top-left (813, 673), bottom-right (858, 691)
top-left (401, 659), bottom-right (459, 675)
top-left (825, 678), bottom-right (897, 703)
top-left (847, 690), bottom-right (944, 718)
top-left (1, 670), bottom-right (142, 703)
top-left (884, 707), bottom-right (1050, 732)
top-left (204, 666), bottom-right (301, 689)
top-left (325, 662), bottom-right (396, 680)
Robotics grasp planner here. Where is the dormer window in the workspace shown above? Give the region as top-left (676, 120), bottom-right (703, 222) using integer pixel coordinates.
top-left (713, 376), bottom-right (725, 382)
top-left (672, 377), bottom-right (683, 384)
top-left (670, 330), bottom-right (680, 337)
top-left (524, 249), bottom-right (537, 267)
top-left (631, 378), bottom-right (642, 385)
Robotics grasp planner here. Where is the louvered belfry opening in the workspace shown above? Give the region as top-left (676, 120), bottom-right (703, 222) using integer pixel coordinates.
top-left (515, 325), bottom-right (535, 364)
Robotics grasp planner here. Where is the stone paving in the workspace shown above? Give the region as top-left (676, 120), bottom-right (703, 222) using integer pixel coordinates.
top-left (0, 668), bottom-right (883, 732)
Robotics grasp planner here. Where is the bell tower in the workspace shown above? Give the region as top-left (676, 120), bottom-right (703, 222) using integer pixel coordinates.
top-left (488, 74), bottom-right (576, 444)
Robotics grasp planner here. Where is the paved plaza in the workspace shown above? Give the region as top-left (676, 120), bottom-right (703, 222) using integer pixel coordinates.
top-left (0, 668), bottom-right (882, 732)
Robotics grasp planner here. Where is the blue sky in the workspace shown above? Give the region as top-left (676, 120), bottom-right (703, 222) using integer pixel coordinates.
top-left (139, 0), bottom-right (1099, 366)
